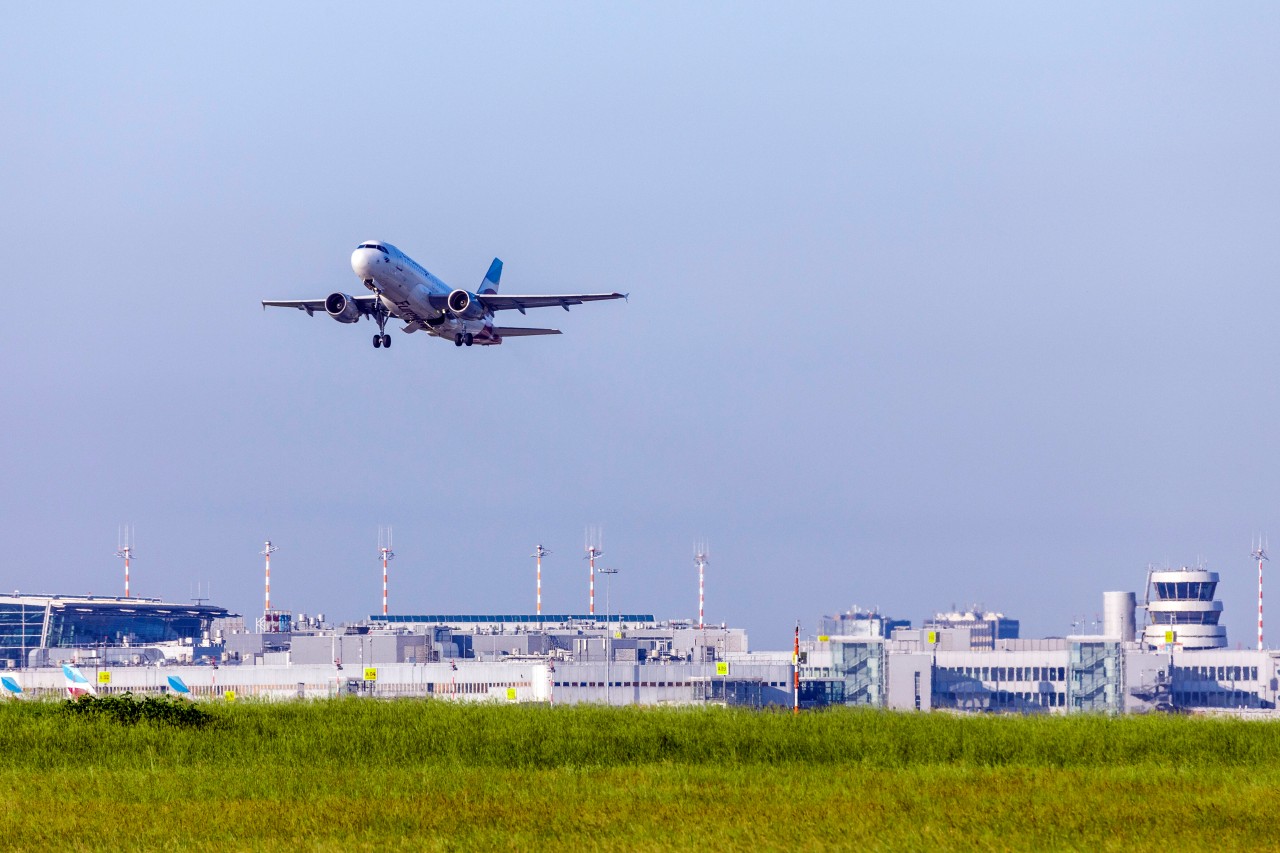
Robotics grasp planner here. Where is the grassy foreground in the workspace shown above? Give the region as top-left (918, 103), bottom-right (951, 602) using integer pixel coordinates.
top-left (0, 700), bottom-right (1276, 851)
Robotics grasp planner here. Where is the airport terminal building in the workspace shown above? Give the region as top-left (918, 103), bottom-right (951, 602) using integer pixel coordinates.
top-left (5, 565), bottom-right (1279, 716)
top-left (0, 594), bottom-right (233, 668)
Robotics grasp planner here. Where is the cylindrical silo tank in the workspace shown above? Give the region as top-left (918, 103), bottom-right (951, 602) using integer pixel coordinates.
top-left (1103, 591), bottom-right (1136, 641)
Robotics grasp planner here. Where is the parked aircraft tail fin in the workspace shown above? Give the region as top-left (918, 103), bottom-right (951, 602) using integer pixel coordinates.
top-left (62, 664), bottom-right (96, 698)
top-left (479, 258), bottom-right (503, 295)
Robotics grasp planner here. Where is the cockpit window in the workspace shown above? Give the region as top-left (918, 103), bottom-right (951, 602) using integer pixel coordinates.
top-left (358, 243), bottom-right (389, 254)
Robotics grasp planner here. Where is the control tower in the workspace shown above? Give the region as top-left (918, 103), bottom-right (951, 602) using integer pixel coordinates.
top-left (1142, 566), bottom-right (1227, 650)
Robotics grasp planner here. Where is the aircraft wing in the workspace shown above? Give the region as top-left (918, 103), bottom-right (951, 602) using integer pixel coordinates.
top-left (260, 296), bottom-right (380, 316)
top-left (494, 327), bottom-right (562, 337)
top-left (478, 293), bottom-right (627, 315)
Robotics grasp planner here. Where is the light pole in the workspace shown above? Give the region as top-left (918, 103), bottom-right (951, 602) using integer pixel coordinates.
top-left (599, 566), bottom-right (618, 706)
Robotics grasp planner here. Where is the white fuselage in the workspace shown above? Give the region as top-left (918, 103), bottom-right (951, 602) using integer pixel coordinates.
top-left (350, 241), bottom-right (493, 342)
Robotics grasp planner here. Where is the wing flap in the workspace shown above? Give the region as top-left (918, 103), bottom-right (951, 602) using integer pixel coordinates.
top-left (479, 293), bottom-right (627, 313)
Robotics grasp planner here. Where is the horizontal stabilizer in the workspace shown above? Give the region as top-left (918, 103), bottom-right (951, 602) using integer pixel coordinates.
top-left (494, 327), bottom-right (562, 337)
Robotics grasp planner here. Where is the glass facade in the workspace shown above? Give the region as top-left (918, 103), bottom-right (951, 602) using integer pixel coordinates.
top-left (1150, 610), bottom-right (1221, 625)
top-left (0, 603), bottom-right (46, 667)
top-left (1069, 640), bottom-right (1122, 713)
top-left (1153, 581), bottom-right (1217, 601)
top-left (0, 597), bottom-right (232, 668)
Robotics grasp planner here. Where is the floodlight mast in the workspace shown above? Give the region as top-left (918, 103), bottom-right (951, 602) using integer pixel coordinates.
top-left (599, 565), bottom-right (618, 706)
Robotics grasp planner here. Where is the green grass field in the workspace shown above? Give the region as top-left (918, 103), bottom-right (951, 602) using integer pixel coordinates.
top-left (0, 699), bottom-right (1274, 851)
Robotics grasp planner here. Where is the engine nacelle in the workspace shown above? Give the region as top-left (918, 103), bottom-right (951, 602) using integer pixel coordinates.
top-left (325, 292), bottom-right (362, 324)
top-left (447, 289), bottom-right (486, 321)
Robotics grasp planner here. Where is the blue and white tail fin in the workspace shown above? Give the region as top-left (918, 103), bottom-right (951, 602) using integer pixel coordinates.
top-left (479, 258), bottom-right (503, 295)
top-left (63, 664), bottom-right (96, 698)
top-left (1, 676), bottom-right (23, 700)
top-left (166, 675), bottom-right (191, 695)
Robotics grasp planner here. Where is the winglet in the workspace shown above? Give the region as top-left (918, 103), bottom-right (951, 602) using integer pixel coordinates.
top-left (480, 258), bottom-right (503, 295)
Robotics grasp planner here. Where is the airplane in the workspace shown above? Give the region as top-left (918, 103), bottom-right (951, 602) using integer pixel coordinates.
top-left (262, 241), bottom-right (627, 349)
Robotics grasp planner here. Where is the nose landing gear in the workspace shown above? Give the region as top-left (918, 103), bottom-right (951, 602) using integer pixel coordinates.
top-left (371, 300), bottom-right (391, 350)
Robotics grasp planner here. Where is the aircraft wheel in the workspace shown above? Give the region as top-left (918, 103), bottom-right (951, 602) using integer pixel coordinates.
top-left (454, 334), bottom-right (464, 347)
top-left (464, 333), bottom-right (474, 347)
top-left (373, 334), bottom-right (382, 348)
top-left (381, 334), bottom-right (391, 348)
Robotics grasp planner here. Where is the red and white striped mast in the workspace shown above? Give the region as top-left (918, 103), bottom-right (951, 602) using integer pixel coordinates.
top-left (694, 542), bottom-right (709, 629)
top-left (115, 525), bottom-right (135, 598)
top-left (532, 544), bottom-right (551, 615)
top-left (792, 622), bottom-right (801, 715)
top-left (1254, 539), bottom-right (1268, 651)
top-left (378, 526), bottom-right (394, 618)
top-left (261, 540), bottom-right (277, 616)
top-left (585, 527), bottom-right (603, 617)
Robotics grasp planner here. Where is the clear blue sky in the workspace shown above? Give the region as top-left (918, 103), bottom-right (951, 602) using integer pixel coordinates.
top-left (3, 5), bottom-right (1280, 649)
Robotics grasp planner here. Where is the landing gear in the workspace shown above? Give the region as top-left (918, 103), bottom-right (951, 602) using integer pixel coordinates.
top-left (454, 334), bottom-right (464, 347)
top-left (371, 301), bottom-right (391, 351)
top-left (464, 333), bottom-right (474, 347)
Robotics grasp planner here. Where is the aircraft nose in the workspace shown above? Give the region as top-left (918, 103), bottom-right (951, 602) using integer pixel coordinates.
top-left (351, 248), bottom-right (373, 278)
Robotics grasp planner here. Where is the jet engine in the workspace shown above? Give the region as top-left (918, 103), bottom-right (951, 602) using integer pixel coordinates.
top-left (447, 289), bottom-right (486, 321)
top-left (325, 293), bottom-right (362, 324)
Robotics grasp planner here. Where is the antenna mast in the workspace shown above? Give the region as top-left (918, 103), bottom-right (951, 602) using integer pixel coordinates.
top-left (695, 541), bottom-right (709, 628)
top-left (532, 544), bottom-right (551, 615)
top-left (1254, 537), bottom-right (1269, 651)
top-left (115, 524), bottom-right (136, 598)
top-left (379, 526), bottom-right (395, 617)
top-left (585, 527), bottom-right (603, 616)
top-left (261, 540), bottom-right (277, 616)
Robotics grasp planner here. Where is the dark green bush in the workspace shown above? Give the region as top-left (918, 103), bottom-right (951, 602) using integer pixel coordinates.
top-left (61, 692), bottom-right (212, 728)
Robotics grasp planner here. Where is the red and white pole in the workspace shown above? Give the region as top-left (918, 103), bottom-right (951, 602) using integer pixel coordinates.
top-left (535, 546), bottom-right (544, 615)
top-left (1254, 543), bottom-right (1268, 652)
top-left (377, 527), bottom-right (394, 619)
top-left (588, 545), bottom-right (598, 616)
top-left (698, 558), bottom-right (705, 629)
top-left (792, 623), bottom-right (800, 715)
top-left (262, 540), bottom-right (277, 617)
top-left (382, 547), bottom-right (390, 617)
top-left (116, 528), bottom-right (134, 599)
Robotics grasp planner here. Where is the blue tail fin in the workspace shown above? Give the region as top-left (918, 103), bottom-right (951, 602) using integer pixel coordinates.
top-left (479, 258), bottom-right (503, 295)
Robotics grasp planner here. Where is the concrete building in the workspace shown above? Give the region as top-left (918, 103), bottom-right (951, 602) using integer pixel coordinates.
top-left (922, 610), bottom-right (1019, 650)
top-left (818, 608), bottom-right (910, 640)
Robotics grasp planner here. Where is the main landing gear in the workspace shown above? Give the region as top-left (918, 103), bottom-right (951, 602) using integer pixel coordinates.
top-left (372, 333), bottom-right (391, 348)
top-left (453, 333), bottom-right (474, 347)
